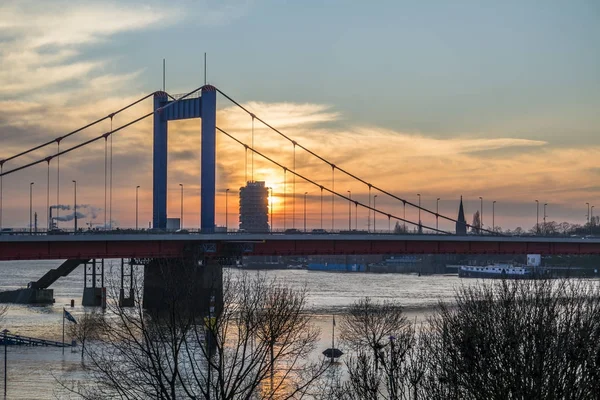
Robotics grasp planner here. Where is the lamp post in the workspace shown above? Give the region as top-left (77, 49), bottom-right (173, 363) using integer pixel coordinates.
top-left (72, 180), bottom-right (77, 232)
top-left (373, 195), bottom-right (378, 232)
top-left (436, 198), bottom-right (440, 231)
top-left (135, 185), bottom-right (140, 230)
top-left (225, 188), bottom-right (230, 232)
top-left (320, 186), bottom-right (323, 230)
top-left (586, 202), bottom-right (590, 226)
top-left (535, 200), bottom-right (539, 235)
top-left (543, 203), bottom-right (548, 235)
top-left (303, 192), bottom-right (308, 232)
top-left (592, 206), bottom-right (595, 235)
top-left (29, 182), bottom-right (34, 234)
top-left (417, 194), bottom-right (421, 227)
top-left (479, 196), bottom-right (483, 233)
top-left (3, 328), bottom-right (8, 397)
top-left (179, 184), bottom-right (183, 230)
top-left (492, 201), bottom-right (496, 233)
top-left (347, 191), bottom-right (351, 231)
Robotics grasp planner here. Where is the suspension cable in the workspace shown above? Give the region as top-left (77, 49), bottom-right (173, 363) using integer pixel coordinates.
top-left (0, 85), bottom-right (203, 179)
top-left (217, 126), bottom-right (448, 234)
top-left (216, 88), bottom-right (498, 235)
top-left (1, 92), bottom-right (157, 164)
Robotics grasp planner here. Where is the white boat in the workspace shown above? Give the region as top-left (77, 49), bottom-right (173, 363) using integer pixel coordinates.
top-left (458, 264), bottom-right (533, 279)
top-left (458, 254), bottom-right (540, 279)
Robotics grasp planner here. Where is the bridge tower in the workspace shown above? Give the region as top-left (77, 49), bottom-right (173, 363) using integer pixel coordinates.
top-left (153, 86), bottom-right (217, 232)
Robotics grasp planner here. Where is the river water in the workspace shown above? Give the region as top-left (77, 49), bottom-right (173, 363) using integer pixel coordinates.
top-left (0, 260), bottom-right (466, 399)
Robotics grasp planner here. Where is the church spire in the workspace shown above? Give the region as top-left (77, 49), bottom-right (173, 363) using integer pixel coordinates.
top-left (456, 196), bottom-right (467, 235)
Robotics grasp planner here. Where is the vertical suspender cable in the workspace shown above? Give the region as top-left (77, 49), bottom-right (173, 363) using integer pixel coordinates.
top-left (0, 163), bottom-right (3, 230)
top-left (331, 166), bottom-right (335, 231)
top-left (320, 186), bottom-right (323, 230)
top-left (283, 168), bottom-right (287, 230)
top-left (46, 161), bottom-right (50, 230)
top-left (403, 202), bottom-right (406, 232)
top-left (244, 146), bottom-right (248, 183)
top-left (109, 118), bottom-right (113, 230)
top-left (368, 185), bottom-right (371, 232)
top-left (292, 143), bottom-right (296, 229)
top-left (57, 141), bottom-right (60, 225)
top-left (251, 115), bottom-right (255, 182)
top-left (104, 137), bottom-right (108, 229)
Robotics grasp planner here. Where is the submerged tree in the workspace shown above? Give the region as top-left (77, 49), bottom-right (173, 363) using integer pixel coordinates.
top-left (63, 258), bottom-right (328, 399)
top-left (340, 297), bottom-right (408, 359)
top-left (335, 297), bottom-right (422, 400)
top-left (68, 310), bottom-right (103, 360)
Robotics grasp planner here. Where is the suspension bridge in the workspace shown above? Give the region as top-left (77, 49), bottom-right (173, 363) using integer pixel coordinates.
top-left (1, 83), bottom-right (599, 307)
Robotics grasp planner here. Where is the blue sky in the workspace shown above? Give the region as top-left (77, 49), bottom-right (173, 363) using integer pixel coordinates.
top-left (1, 0), bottom-right (599, 230)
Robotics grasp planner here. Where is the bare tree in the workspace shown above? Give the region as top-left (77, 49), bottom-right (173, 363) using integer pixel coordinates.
top-left (68, 310), bottom-right (103, 360)
top-left (423, 279), bottom-right (600, 399)
top-left (329, 323), bottom-right (424, 400)
top-left (340, 297), bottom-right (408, 360)
top-left (64, 258), bottom-right (328, 399)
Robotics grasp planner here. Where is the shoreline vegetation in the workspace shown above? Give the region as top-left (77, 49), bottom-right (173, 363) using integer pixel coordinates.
top-left (51, 264), bottom-right (600, 399)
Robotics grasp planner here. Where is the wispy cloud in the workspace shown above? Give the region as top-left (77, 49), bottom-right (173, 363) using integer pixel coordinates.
top-left (0, 1), bottom-right (177, 97)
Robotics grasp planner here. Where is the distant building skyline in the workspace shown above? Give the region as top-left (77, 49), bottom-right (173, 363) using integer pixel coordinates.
top-left (239, 181), bottom-right (269, 233)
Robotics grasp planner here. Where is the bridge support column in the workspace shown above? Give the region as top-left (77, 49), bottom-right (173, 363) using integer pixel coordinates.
top-left (201, 86), bottom-right (217, 233)
top-left (153, 92), bottom-right (168, 230)
top-left (119, 258), bottom-right (135, 307)
top-left (82, 259), bottom-right (106, 308)
top-left (143, 255), bottom-right (222, 316)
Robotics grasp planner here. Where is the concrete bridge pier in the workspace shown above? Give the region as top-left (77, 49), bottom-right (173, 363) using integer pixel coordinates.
top-left (82, 259), bottom-right (106, 308)
top-left (142, 254), bottom-right (223, 317)
top-left (119, 258), bottom-right (135, 307)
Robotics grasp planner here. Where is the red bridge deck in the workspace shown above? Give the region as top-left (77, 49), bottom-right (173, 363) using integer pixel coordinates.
top-left (1, 234), bottom-right (600, 261)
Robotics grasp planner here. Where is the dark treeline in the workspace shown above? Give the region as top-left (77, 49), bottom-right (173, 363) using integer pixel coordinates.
top-left (60, 265), bottom-right (600, 399)
top-left (326, 280), bottom-right (600, 400)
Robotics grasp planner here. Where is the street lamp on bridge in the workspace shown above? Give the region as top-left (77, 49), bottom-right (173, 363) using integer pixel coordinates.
top-left (179, 184), bottom-right (184, 229)
top-left (436, 198), bottom-right (440, 231)
top-left (303, 192), bottom-right (308, 232)
top-left (225, 188), bottom-right (230, 232)
top-left (535, 200), bottom-right (539, 235)
top-left (586, 202), bottom-right (590, 226)
top-left (373, 195), bottom-right (378, 232)
top-left (135, 185), bottom-right (140, 230)
top-left (492, 200), bottom-right (496, 233)
top-left (29, 182), bottom-right (34, 234)
top-left (417, 194), bottom-right (421, 228)
top-left (72, 180), bottom-right (77, 233)
top-left (479, 196), bottom-right (483, 233)
top-left (347, 191), bottom-right (351, 231)
top-left (544, 203), bottom-right (548, 235)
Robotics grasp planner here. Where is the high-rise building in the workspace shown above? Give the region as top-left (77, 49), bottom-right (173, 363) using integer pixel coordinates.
top-left (456, 196), bottom-right (467, 235)
top-left (239, 181), bottom-right (269, 232)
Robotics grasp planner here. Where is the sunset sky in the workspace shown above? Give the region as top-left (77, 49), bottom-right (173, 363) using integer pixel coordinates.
top-left (1, 0), bottom-right (599, 232)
